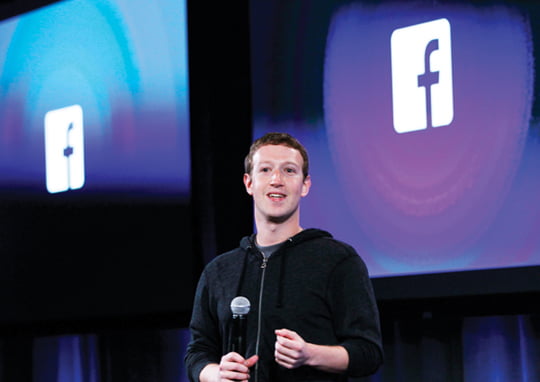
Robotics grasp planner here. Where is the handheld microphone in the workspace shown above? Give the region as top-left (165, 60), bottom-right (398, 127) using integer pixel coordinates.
top-left (229, 296), bottom-right (250, 356)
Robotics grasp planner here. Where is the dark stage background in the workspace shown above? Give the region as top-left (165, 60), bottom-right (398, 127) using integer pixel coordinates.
top-left (0, 1), bottom-right (539, 382)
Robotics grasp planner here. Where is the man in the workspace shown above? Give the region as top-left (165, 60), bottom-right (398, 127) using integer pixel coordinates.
top-left (185, 132), bottom-right (383, 381)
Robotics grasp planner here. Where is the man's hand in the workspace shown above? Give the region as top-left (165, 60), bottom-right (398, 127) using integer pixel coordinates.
top-left (199, 353), bottom-right (258, 382)
top-left (274, 329), bottom-right (310, 369)
top-left (274, 328), bottom-right (349, 374)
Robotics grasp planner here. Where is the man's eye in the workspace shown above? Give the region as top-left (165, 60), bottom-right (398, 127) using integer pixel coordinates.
top-left (285, 168), bottom-right (296, 174)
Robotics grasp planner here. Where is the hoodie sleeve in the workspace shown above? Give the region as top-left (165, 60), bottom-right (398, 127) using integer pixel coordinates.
top-left (184, 268), bottom-right (222, 382)
top-left (328, 252), bottom-right (384, 377)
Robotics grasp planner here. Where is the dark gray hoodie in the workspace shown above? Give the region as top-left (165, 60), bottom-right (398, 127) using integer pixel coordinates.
top-left (185, 228), bottom-right (383, 381)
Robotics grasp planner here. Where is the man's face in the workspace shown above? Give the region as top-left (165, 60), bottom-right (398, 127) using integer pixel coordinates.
top-left (244, 144), bottom-right (311, 224)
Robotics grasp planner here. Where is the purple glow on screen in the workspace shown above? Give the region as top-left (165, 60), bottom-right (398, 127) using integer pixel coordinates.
top-left (323, 4), bottom-right (535, 275)
top-left (254, 3), bottom-right (540, 276)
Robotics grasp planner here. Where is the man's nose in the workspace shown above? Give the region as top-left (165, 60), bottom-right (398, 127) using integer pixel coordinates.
top-left (270, 170), bottom-right (283, 184)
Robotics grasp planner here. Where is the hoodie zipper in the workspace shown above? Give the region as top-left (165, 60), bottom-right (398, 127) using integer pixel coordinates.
top-left (249, 236), bottom-right (294, 381)
top-left (253, 252), bottom-right (268, 382)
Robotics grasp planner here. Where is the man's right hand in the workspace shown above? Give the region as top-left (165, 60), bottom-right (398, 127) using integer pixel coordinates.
top-left (199, 352), bottom-right (259, 382)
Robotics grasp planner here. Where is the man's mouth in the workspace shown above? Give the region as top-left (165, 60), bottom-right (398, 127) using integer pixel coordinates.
top-left (268, 193), bottom-right (285, 199)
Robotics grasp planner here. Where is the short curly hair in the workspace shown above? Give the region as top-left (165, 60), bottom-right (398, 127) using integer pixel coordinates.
top-left (244, 132), bottom-right (309, 179)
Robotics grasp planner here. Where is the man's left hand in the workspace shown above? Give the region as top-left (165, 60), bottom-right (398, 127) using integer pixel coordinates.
top-left (274, 328), bottom-right (350, 374)
top-left (274, 328), bottom-right (311, 369)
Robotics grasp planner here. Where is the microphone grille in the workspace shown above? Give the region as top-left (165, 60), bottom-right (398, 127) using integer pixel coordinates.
top-left (230, 296), bottom-right (250, 315)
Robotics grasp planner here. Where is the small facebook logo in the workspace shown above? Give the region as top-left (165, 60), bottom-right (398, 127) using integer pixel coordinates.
top-left (44, 105), bottom-right (85, 193)
top-left (390, 18), bottom-right (454, 134)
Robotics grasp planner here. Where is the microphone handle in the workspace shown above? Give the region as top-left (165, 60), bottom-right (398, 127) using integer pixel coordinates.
top-left (230, 314), bottom-right (247, 356)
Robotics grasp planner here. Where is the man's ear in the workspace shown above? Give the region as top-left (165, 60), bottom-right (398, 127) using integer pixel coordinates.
top-left (243, 173), bottom-right (253, 195)
top-left (301, 175), bottom-right (311, 197)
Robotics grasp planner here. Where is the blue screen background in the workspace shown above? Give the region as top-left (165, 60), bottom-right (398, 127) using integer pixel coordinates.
top-left (0, 0), bottom-right (190, 197)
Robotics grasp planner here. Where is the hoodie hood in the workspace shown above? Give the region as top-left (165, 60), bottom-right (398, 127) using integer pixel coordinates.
top-left (239, 228), bottom-right (333, 252)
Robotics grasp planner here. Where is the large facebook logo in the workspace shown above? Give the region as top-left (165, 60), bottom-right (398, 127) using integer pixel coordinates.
top-left (391, 18), bottom-right (454, 134)
top-left (44, 105), bottom-right (85, 194)
top-left (324, 5), bottom-right (532, 275)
